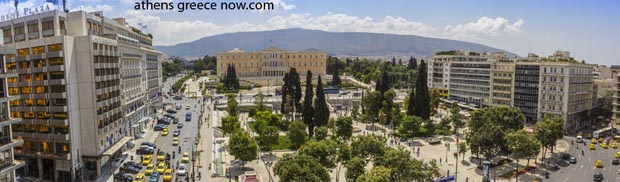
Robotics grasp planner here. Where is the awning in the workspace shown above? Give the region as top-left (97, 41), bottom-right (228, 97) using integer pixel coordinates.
top-left (102, 137), bottom-right (132, 156)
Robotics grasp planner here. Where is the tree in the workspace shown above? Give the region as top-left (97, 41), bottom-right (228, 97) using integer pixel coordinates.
top-left (302, 71), bottom-right (316, 138)
top-left (407, 56), bottom-right (417, 70)
top-left (356, 166), bottom-right (391, 182)
top-left (273, 154), bottom-right (330, 182)
top-left (390, 105), bottom-right (404, 130)
top-left (223, 64), bottom-right (240, 90)
top-left (221, 116), bottom-right (240, 135)
top-left (331, 68), bottom-right (341, 88)
top-left (297, 139), bottom-right (340, 169)
top-left (412, 60), bottom-right (430, 120)
top-left (374, 147), bottom-right (441, 181)
top-left (391, 57), bottom-right (396, 66)
top-left (379, 89), bottom-right (396, 126)
top-left (429, 88), bottom-right (442, 115)
top-left (288, 120), bottom-right (307, 149)
top-left (457, 142), bottom-right (468, 162)
top-left (313, 76), bottom-right (330, 129)
top-left (450, 106), bottom-right (465, 134)
top-left (290, 68), bottom-right (303, 112)
top-left (335, 116), bottom-right (353, 141)
top-left (345, 157), bottom-right (366, 182)
top-left (406, 89), bottom-right (415, 115)
top-left (362, 91), bottom-right (382, 126)
top-left (466, 106), bottom-right (525, 159)
top-left (314, 127), bottom-right (328, 141)
top-left (398, 116), bottom-right (423, 138)
top-left (250, 91), bottom-right (268, 117)
top-left (534, 115), bottom-right (564, 162)
top-left (281, 73), bottom-right (291, 115)
top-left (229, 130), bottom-right (258, 169)
top-left (351, 105), bottom-right (360, 121)
top-left (226, 94), bottom-right (239, 117)
top-left (257, 126), bottom-right (279, 152)
top-left (351, 135), bottom-right (386, 160)
top-left (505, 129), bottom-right (541, 182)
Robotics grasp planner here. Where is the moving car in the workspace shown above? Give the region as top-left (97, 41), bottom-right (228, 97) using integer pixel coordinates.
top-left (142, 155), bottom-right (152, 166)
top-left (176, 105), bottom-right (182, 110)
top-left (157, 151), bottom-right (167, 161)
top-left (122, 161), bottom-right (143, 170)
top-left (172, 137), bottom-right (179, 146)
top-left (616, 152), bottom-right (620, 158)
top-left (593, 172), bottom-right (603, 182)
top-left (601, 143), bottom-right (608, 149)
top-left (173, 130), bottom-right (180, 137)
top-left (166, 109), bottom-right (177, 114)
top-left (137, 146), bottom-right (154, 155)
top-left (590, 144), bottom-right (596, 150)
top-left (114, 172), bottom-right (133, 182)
top-left (177, 164), bottom-right (187, 176)
top-left (141, 142), bottom-right (157, 149)
top-left (576, 135), bottom-right (583, 143)
top-left (185, 112), bottom-right (191, 121)
top-left (154, 125), bottom-right (166, 131)
top-left (177, 123), bottom-right (183, 129)
top-left (172, 118), bottom-right (179, 124)
top-left (181, 152), bottom-right (190, 163)
top-left (120, 165), bottom-right (140, 174)
top-left (596, 159), bottom-right (603, 168)
top-left (569, 156), bottom-right (577, 164)
top-left (612, 159), bottom-right (620, 165)
top-left (148, 171), bottom-right (159, 182)
top-left (156, 162), bottom-right (167, 174)
top-left (185, 105), bottom-right (190, 110)
top-left (592, 139), bottom-right (598, 144)
top-left (144, 163), bottom-right (155, 175)
top-left (163, 169), bottom-right (173, 182)
top-left (133, 173), bottom-right (145, 182)
top-left (611, 143), bottom-right (617, 149)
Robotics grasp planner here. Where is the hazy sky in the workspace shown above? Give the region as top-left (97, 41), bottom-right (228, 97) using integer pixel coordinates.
top-left (2, 0), bottom-right (618, 65)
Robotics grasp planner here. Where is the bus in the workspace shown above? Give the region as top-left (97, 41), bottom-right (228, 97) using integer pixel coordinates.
top-left (185, 112), bottom-right (192, 121)
top-left (593, 127), bottom-right (617, 139)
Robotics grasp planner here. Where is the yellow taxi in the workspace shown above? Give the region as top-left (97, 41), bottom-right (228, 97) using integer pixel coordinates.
top-left (145, 163), bottom-right (155, 175)
top-left (172, 137), bottom-right (179, 146)
top-left (142, 155), bottom-right (152, 165)
top-left (587, 133), bottom-right (592, 139)
top-left (185, 105), bottom-right (190, 110)
top-left (156, 162), bottom-right (167, 174)
top-left (615, 152), bottom-right (620, 158)
top-left (163, 168), bottom-right (174, 182)
top-left (618, 168), bottom-right (620, 175)
top-left (134, 173), bottom-right (145, 182)
top-left (592, 139), bottom-right (598, 144)
top-left (598, 137), bottom-right (605, 143)
top-left (181, 152), bottom-right (190, 163)
top-left (589, 143), bottom-right (596, 150)
top-left (596, 159), bottom-right (603, 168)
top-left (161, 130), bottom-right (169, 136)
top-left (157, 151), bottom-right (167, 161)
top-left (611, 143), bottom-right (618, 149)
top-left (601, 143), bottom-right (609, 149)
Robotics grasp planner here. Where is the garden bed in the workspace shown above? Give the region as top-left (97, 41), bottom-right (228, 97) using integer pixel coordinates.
top-left (498, 165), bottom-right (537, 178)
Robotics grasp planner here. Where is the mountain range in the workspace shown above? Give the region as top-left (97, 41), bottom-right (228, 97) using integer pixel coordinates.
top-left (154, 28), bottom-right (515, 58)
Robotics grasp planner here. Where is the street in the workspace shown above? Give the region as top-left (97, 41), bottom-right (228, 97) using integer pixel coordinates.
top-left (547, 137), bottom-right (620, 182)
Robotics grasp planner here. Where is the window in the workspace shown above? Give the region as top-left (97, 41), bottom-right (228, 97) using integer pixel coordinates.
top-left (7, 77), bottom-right (17, 83)
top-left (35, 59), bottom-right (46, 67)
top-left (38, 112), bottom-right (51, 119)
top-left (10, 112), bottom-right (20, 118)
top-left (36, 99), bottom-right (47, 106)
top-left (21, 87), bottom-right (33, 94)
top-left (11, 124), bottom-right (22, 132)
top-left (18, 48), bottom-right (30, 56)
top-left (20, 74), bottom-right (32, 82)
top-left (35, 73), bottom-right (46, 81)
top-left (25, 124), bottom-right (36, 132)
top-left (48, 44), bottom-right (62, 52)
top-left (49, 58), bottom-right (63, 65)
top-left (8, 88), bottom-right (18, 95)
top-left (53, 98), bottom-right (67, 106)
top-left (50, 85), bottom-right (65, 93)
top-left (32, 46), bottom-right (45, 54)
top-left (35, 86), bottom-right (46, 93)
top-left (50, 71), bottom-right (65, 79)
top-left (24, 99), bottom-right (34, 106)
top-left (20, 61), bottom-right (30, 69)
top-left (55, 125), bottom-right (69, 134)
top-left (53, 112), bottom-right (68, 119)
top-left (5, 63), bottom-right (17, 70)
top-left (9, 100), bottom-right (20, 107)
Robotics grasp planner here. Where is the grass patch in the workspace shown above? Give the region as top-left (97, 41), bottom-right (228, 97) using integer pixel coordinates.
top-left (498, 165), bottom-right (536, 178)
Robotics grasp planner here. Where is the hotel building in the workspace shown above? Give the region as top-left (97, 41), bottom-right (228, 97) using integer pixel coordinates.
top-left (0, 45), bottom-right (26, 182)
top-left (0, 10), bottom-right (162, 181)
top-left (429, 50), bottom-right (595, 130)
top-left (216, 47), bottom-right (327, 86)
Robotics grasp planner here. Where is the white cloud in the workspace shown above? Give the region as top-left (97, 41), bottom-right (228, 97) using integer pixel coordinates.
top-left (71, 4), bottom-right (114, 13)
top-left (444, 17), bottom-right (525, 41)
top-left (268, 0), bottom-right (295, 11)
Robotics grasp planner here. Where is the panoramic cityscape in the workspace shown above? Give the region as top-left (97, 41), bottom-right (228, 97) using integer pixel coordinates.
top-left (0, 0), bottom-right (619, 182)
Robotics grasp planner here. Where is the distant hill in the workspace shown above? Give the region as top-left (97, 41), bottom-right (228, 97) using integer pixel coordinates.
top-left (155, 28), bottom-right (515, 58)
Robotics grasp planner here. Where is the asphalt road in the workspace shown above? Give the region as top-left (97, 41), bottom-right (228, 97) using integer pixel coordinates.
top-left (548, 137), bottom-right (620, 182)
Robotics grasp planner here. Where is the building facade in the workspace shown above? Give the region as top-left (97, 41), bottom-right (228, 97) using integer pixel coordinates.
top-left (430, 51), bottom-right (491, 107)
top-left (612, 66), bottom-right (620, 125)
top-left (0, 10), bottom-right (162, 181)
top-left (216, 47), bottom-right (327, 86)
top-left (0, 46), bottom-right (26, 182)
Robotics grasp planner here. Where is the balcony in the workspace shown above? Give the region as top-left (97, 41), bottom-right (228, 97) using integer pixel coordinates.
top-left (49, 106), bottom-right (68, 112)
top-left (49, 92), bottom-right (67, 98)
top-left (47, 65), bottom-right (65, 72)
top-left (46, 51), bottom-right (64, 58)
top-left (16, 55), bottom-right (29, 62)
top-left (32, 80), bottom-right (48, 86)
top-left (31, 67), bottom-right (47, 73)
top-left (32, 53), bottom-right (46, 60)
top-left (48, 79), bottom-right (66, 85)
top-left (0, 118), bottom-right (22, 128)
top-left (51, 133), bottom-right (69, 141)
top-left (0, 138), bottom-right (24, 152)
top-left (0, 160), bottom-right (26, 175)
top-left (50, 118), bottom-right (69, 125)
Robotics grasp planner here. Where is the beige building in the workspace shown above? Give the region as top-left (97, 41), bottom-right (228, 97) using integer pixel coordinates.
top-left (216, 47), bottom-right (327, 86)
top-left (0, 45), bottom-right (26, 181)
top-left (490, 61), bottom-right (515, 106)
top-left (612, 66), bottom-right (620, 124)
top-left (1, 10), bottom-right (162, 181)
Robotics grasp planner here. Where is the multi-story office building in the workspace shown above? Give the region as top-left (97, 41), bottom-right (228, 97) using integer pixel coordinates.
top-left (431, 50), bottom-right (491, 107)
top-left (0, 10), bottom-right (162, 181)
top-left (428, 54), bottom-right (450, 95)
top-left (0, 46), bottom-right (26, 182)
top-left (489, 54), bottom-right (515, 107)
top-left (513, 62), bottom-right (541, 123)
top-left (611, 66), bottom-right (620, 125)
top-left (216, 47), bottom-right (327, 86)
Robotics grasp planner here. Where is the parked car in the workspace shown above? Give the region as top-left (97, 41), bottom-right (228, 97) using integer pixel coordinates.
top-left (166, 109), bottom-right (177, 114)
top-left (141, 142), bottom-right (157, 149)
top-left (172, 118), bottom-right (179, 124)
top-left (120, 165), bottom-right (140, 174)
top-left (137, 147), bottom-right (154, 155)
top-left (176, 105), bottom-right (182, 110)
top-left (569, 156), bottom-right (577, 164)
top-left (612, 159), bottom-right (619, 165)
top-left (177, 164), bottom-right (187, 176)
top-left (112, 157), bottom-right (125, 168)
top-left (173, 130), bottom-right (181, 137)
top-left (113, 172), bottom-right (133, 182)
top-left (154, 124), bottom-right (166, 131)
top-left (177, 123), bottom-right (183, 129)
top-left (122, 161), bottom-right (143, 170)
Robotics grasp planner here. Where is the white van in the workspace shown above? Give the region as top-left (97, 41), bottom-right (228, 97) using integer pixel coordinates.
top-left (576, 135), bottom-right (583, 143)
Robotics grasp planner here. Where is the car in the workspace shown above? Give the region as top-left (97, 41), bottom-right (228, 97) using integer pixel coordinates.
top-left (593, 172), bottom-right (604, 182)
top-left (121, 165), bottom-right (140, 174)
top-left (112, 157), bottom-right (125, 168)
top-left (114, 172), bottom-right (133, 182)
top-left (172, 118), bottom-right (179, 124)
top-left (182, 152), bottom-right (190, 163)
top-left (185, 105), bottom-right (190, 110)
top-left (133, 173), bottom-right (146, 182)
top-left (615, 152), bottom-right (620, 158)
top-left (592, 139), bottom-right (598, 144)
top-left (157, 151), bottom-right (167, 161)
top-left (166, 109), bottom-right (177, 114)
top-left (618, 168), bottom-right (620, 175)
top-left (613, 159), bottom-right (620, 165)
top-left (590, 143), bottom-right (596, 150)
top-left (561, 153), bottom-right (571, 160)
top-left (122, 161), bottom-right (143, 170)
top-left (598, 137), bottom-right (605, 143)
top-left (173, 96), bottom-right (182, 100)
top-left (576, 135), bottom-right (583, 143)
top-left (137, 147), bottom-right (154, 155)
top-left (172, 137), bottom-right (179, 146)
top-left (176, 105), bottom-right (182, 110)
top-left (173, 130), bottom-right (181, 137)
top-left (163, 169), bottom-right (173, 182)
top-left (611, 143), bottom-right (618, 149)
top-left (141, 142), bottom-right (157, 149)
top-left (158, 118), bottom-right (171, 125)
top-left (148, 171), bottom-right (159, 182)
top-left (156, 162), bottom-right (167, 174)
top-left (154, 125), bottom-right (166, 131)
top-left (601, 143), bottom-right (608, 149)
top-left (145, 163), bottom-right (155, 175)
top-left (164, 114), bottom-right (175, 118)
top-left (177, 123), bottom-right (183, 129)
top-left (161, 130), bottom-right (169, 136)
top-left (596, 159), bottom-right (603, 168)
top-left (569, 156), bottom-right (577, 164)
top-left (177, 164), bottom-right (187, 176)
top-left (142, 155), bottom-right (152, 165)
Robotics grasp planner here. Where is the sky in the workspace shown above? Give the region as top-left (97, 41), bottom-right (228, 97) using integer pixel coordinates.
top-left (1, 0), bottom-right (619, 65)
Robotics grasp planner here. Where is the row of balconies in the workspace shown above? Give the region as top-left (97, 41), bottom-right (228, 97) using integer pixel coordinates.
top-left (95, 85), bottom-right (121, 96)
top-left (10, 106), bottom-right (68, 113)
top-left (20, 118), bottom-right (69, 126)
top-left (95, 74), bottom-right (121, 82)
top-left (17, 93), bottom-right (67, 100)
top-left (14, 149), bottom-right (71, 160)
top-left (94, 62), bottom-right (121, 69)
top-left (8, 79), bottom-right (66, 87)
top-left (8, 65), bottom-right (65, 74)
top-left (10, 51), bottom-right (64, 63)
top-left (93, 50), bottom-right (119, 57)
top-left (13, 132), bottom-right (70, 141)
